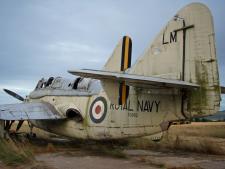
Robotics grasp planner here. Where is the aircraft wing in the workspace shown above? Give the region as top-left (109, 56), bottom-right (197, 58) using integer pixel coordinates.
top-left (0, 102), bottom-right (65, 121)
top-left (68, 69), bottom-right (200, 89)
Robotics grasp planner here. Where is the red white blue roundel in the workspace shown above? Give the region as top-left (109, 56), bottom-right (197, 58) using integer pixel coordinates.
top-left (89, 97), bottom-right (107, 123)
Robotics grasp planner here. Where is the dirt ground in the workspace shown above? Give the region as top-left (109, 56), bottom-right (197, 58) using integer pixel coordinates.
top-left (1, 122), bottom-right (225, 169)
top-left (34, 149), bottom-right (225, 169)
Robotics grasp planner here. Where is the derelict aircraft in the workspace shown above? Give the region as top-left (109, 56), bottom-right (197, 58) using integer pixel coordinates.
top-left (0, 3), bottom-right (225, 140)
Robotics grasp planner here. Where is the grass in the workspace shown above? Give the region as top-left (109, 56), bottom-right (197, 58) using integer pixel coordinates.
top-left (7, 121), bottom-right (225, 163)
top-left (32, 122), bottom-right (225, 156)
top-left (2, 121), bottom-right (225, 169)
top-left (126, 122), bottom-right (225, 155)
top-left (0, 138), bottom-right (33, 165)
top-left (165, 135), bottom-right (224, 155)
top-left (168, 122), bottom-right (225, 138)
top-left (60, 140), bottom-right (128, 159)
top-left (161, 122), bottom-right (225, 155)
top-left (27, 136), bottom-right (128, 159)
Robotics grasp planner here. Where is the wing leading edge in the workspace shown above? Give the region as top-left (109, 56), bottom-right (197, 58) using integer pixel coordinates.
top-left (0, 102), bottom-right (65, 121)
top-left (68, 69), bottom-right (200, 89)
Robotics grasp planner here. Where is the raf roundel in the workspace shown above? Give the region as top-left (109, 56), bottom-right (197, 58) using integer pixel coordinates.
top-left (89, 97), bottom-right (107, 123)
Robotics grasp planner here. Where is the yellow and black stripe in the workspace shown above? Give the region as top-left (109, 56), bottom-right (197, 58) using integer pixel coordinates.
top-left (119, 36), bottom-right (132, 105)
top-left (120, 36), bottom-right (132, 71)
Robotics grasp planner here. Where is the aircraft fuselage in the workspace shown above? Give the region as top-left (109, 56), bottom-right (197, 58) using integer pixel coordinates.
top-left (29, 85), bottom-right (185, 140)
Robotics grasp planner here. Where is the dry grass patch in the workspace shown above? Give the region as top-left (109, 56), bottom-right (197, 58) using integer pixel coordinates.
top-left (127, 122), bottom-right (225, 155)
top-left (0, 138), bottom-right (34, 166)
top-left (168, 122), bottom-right (225, 138)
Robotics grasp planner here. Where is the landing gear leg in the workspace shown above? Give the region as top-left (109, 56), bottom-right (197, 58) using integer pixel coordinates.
top-left (27, 122), bottom-right (36, 138)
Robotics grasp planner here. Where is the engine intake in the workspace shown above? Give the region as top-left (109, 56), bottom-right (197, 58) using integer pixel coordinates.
top-left (66, 108), bottom-right (83, 122)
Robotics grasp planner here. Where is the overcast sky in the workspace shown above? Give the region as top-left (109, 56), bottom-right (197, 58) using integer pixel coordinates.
top-left (0, 0), bottom-right (225, 109)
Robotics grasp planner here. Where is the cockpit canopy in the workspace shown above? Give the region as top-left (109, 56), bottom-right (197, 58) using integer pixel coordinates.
top-left (35, 76), bottom-right (101, 94)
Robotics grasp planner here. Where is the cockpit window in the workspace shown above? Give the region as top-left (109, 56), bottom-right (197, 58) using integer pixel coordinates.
top-left (72, 77), bottom-right (92, 91)
top-left (73, 77), bottom-right (82, 89)
top-left (46, 77), bottom-right (54, 87)
top-left (35, 78), bottom-right (45, 90)
top-left (77, 78), bottom-right (91, 91)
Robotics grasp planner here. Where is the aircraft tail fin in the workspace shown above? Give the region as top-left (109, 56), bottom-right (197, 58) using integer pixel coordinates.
top-left (102, 36), bottom-right (132, 105)
top-left (104, 36), bottom-right (132, 72)
top-left (130, 3), bottom-right (220, 117)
